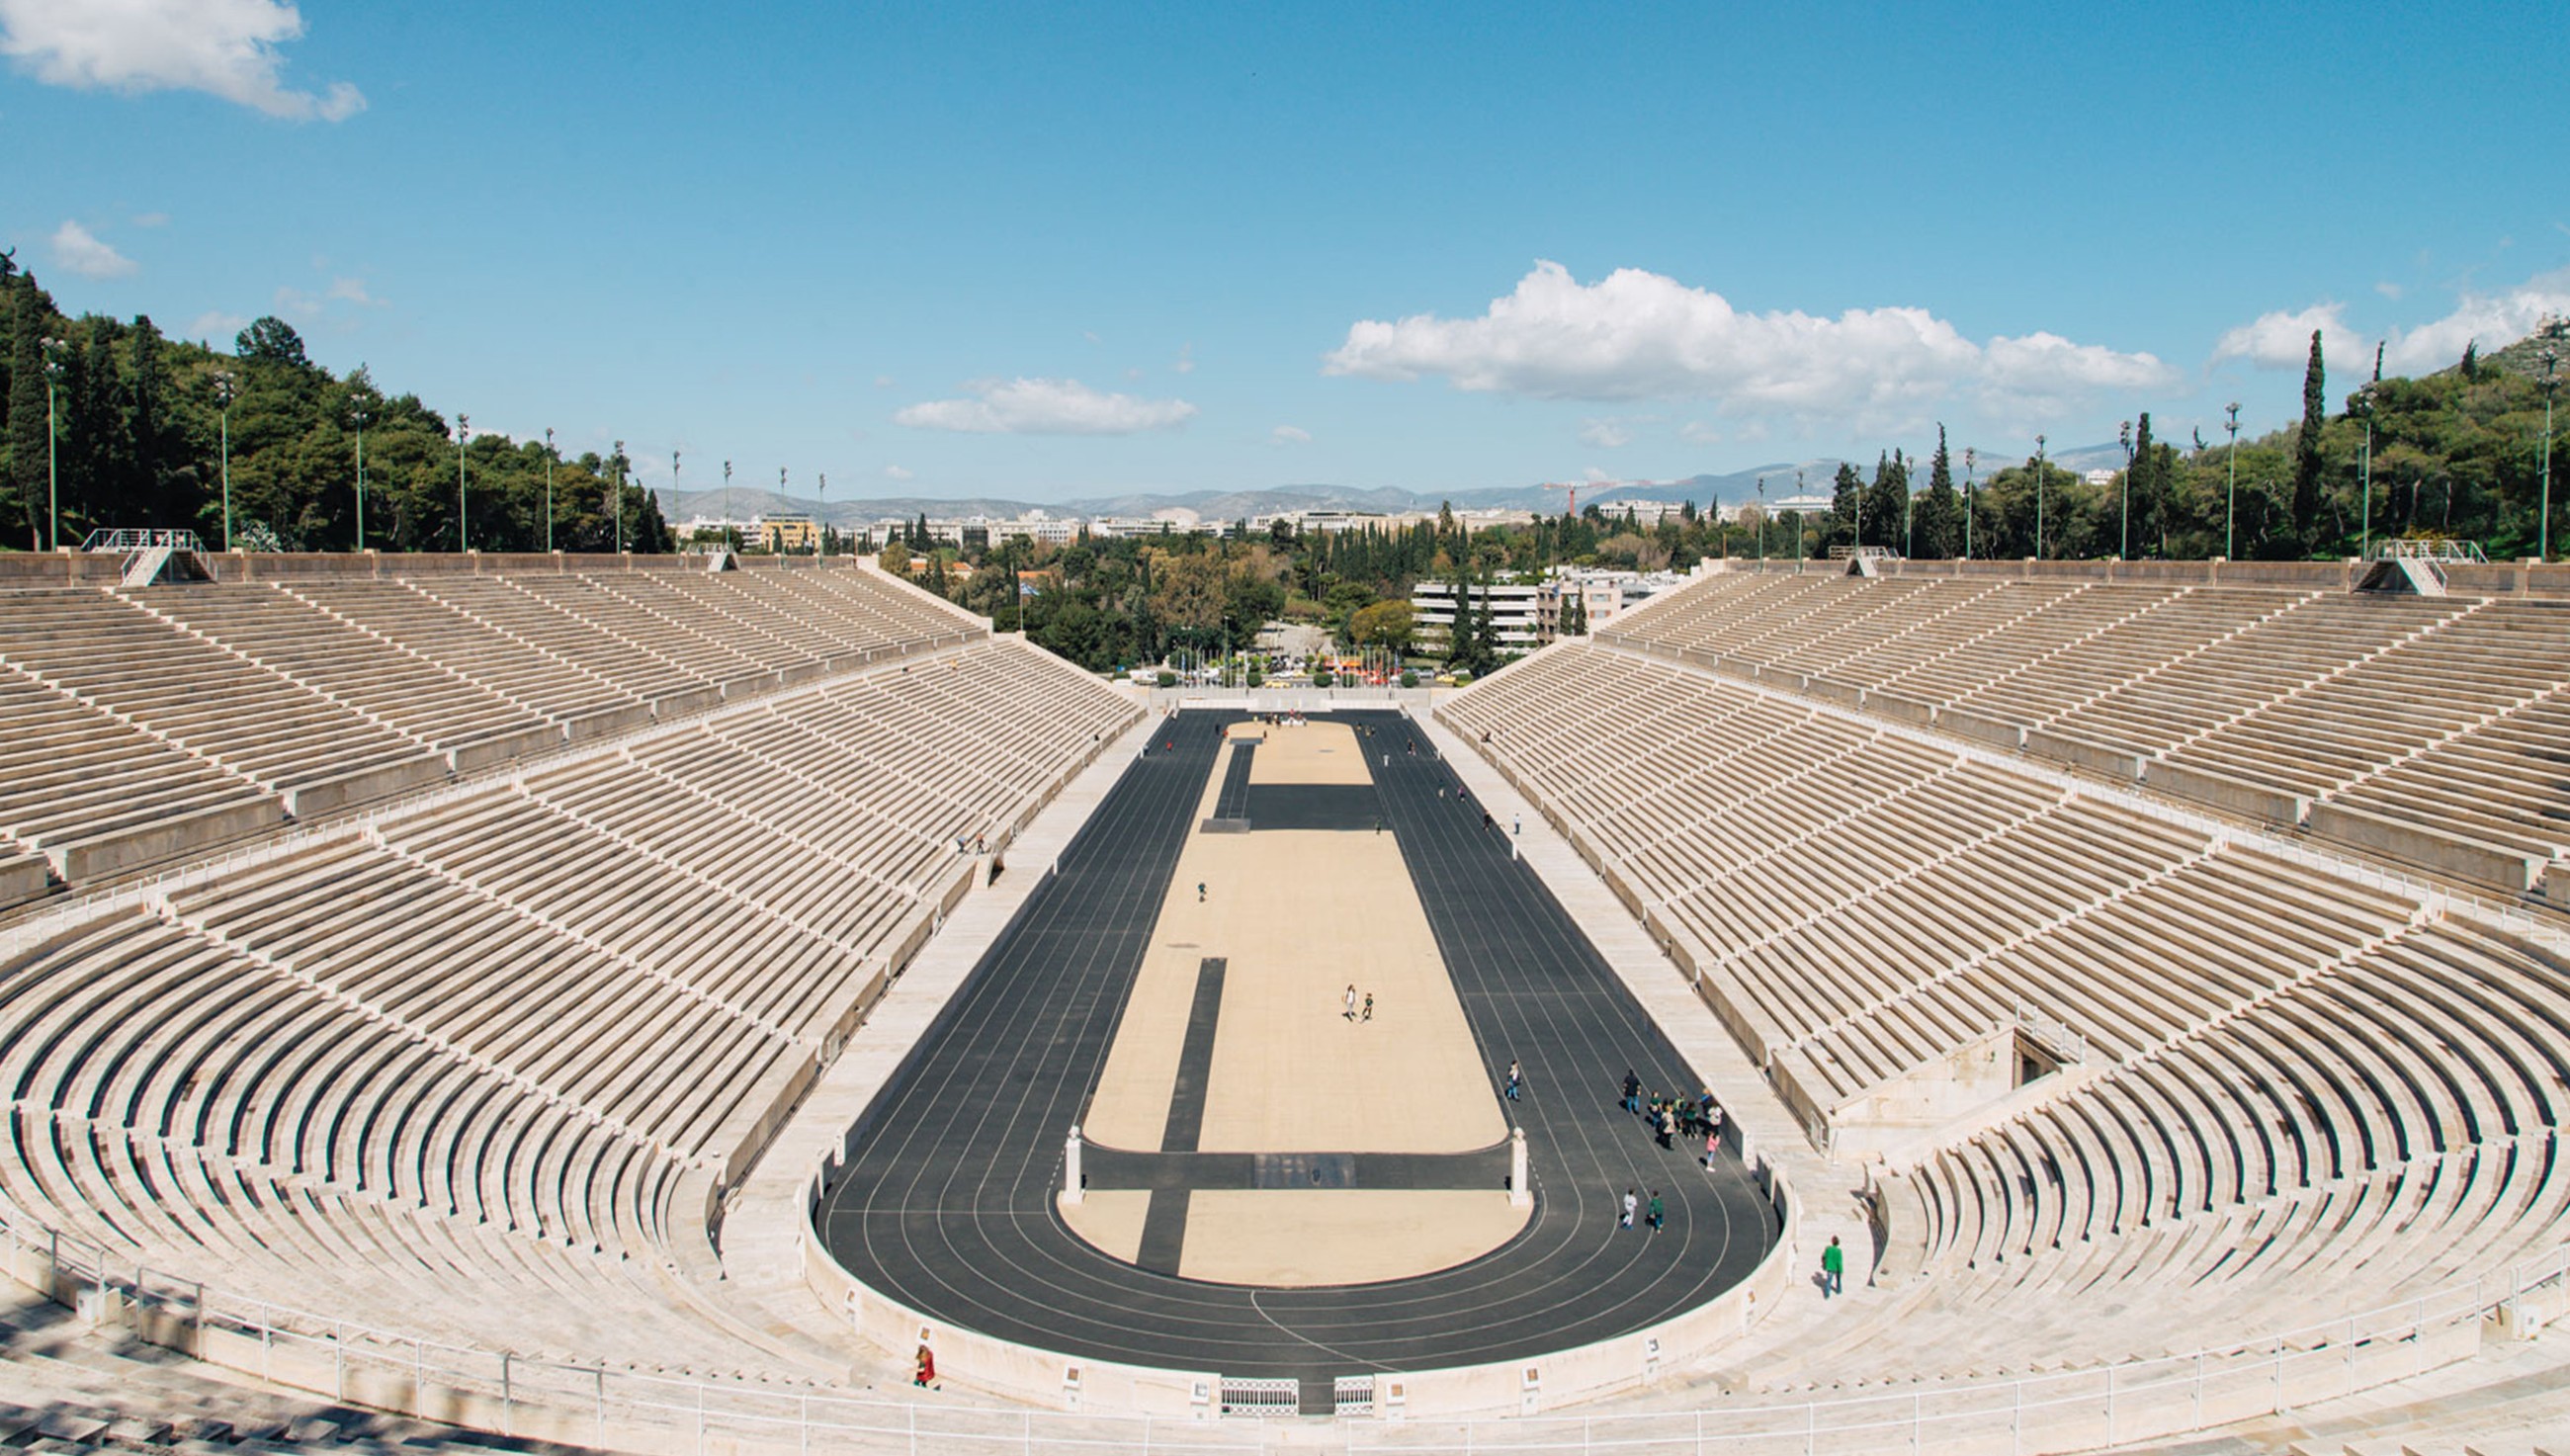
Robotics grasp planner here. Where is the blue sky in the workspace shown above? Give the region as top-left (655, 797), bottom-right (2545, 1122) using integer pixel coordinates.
top-left (7, 0), bottom-right (2566, 504)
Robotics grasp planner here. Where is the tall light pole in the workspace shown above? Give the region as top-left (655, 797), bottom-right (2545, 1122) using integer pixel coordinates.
top-left (2219, 403), bottom-right (2240, 561)
top-left (723, 460), bottom-right (733, 548)
top-left (350, 394), bottom-right (370, 551)
top-left (671, 449), bottom-right (682, 552)
top-left (40, 338), bottom-right (65, 552)
top-left (1756, 475), bottom-right (1766, 564)
top-left (1793, 470), bottom-right (1805, 566)
top-left (2117, 419), bottom-right (2134, 561)
top-left (2034, 435), bottom-right (2048, 559)
top-left (212, 370), bottom-right (237, 553)
top-left (2534, 342), bottom-right (2558, 560)
top-left (1964, 448), bottom-right (1977, 561)
top-left (456, 412), bottom-right (471, 553)
top-left (613, 439), bottom-right (627, 555)
top-left (817, 471), bottom-right (827, 557)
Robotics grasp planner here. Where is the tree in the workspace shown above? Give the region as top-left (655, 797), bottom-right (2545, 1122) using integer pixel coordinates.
top-left (1829, 462), bottom-right (1863, 551)
top-left (2292, 328), bottom-right (2327, 545)
top-left (1913, 426), bottom-right (1961, 559)
top-left (1865, 451), bottom-right (1908, 551)
top-left (1558, 589), bottom-right (1587, 638)
top-left (234, 316), bottom-right (309, 370)
top-left (1348, 599), bottom-right (1414, 654)
top-left (879, 539), bottom-right (912, 574)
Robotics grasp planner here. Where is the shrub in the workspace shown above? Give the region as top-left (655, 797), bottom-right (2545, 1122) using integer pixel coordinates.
top-left (1245, 668), bottom-right (1263, 687)
top-left (1399, 669), bottom-right (1417, 689)
top-left (1156, 670), bottom-right (1176, 688)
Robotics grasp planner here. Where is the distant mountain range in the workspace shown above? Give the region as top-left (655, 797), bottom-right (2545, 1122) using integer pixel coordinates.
top-left (650, 448), bottom-right (2122, 526)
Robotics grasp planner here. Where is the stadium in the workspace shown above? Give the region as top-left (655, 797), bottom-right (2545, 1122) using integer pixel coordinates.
top-left (0, 540), bottom-right (2564, 1456)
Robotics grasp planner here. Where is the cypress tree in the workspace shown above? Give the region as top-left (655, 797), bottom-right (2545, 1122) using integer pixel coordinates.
top-left (7, 273), bottom-right (56, 551)
top-left (1830, 462), bottom-right (1863, 550)
top-left (2291, 328), bottom-right (2326, 545)
top-left (1915, 426), bottom-right (1960, 559)
top-left (1866, 450), bottom-right (1908, 551)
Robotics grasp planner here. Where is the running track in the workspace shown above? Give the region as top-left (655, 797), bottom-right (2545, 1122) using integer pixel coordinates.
top-left (812, 710), bottom-right (1777, 1396)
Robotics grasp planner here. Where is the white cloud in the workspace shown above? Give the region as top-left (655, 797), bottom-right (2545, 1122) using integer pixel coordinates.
top-left (894, 378), bottom-right (1197, 436)
top-left (188, 309), bottom-right (246, 341)
top-left (2373, 281), bottom-right (2403, 301)
top-left (325, 276), bottom-right (382, 305)
top-left (130, 211), bottom-right (167, 228)
top-left (0, 0), bottom-right (365, 120)
top-left (1578, 417), bottom-right (1633, 448)
top-left (1269, 424), bottom-right (1311, 446)
top-left (2212, 269), bottom-right (2570, 381)
top-left (883, 465), bottom-right (914, 481)
top-left (2209, 302), bottom-right (2355, 373)
top-left (48, 218), bottom-right (135, 278)
top-left (1173, 343), bottom-right (1196, 375)
top-left (873, 375), bottom-right (896, 389)
top-left (2378, 268), bottom-right (2570, 375)
top-left (1324, 261), bottom-right (2174, 429)
top-left (1679, 420), bottom-right (1721, 444)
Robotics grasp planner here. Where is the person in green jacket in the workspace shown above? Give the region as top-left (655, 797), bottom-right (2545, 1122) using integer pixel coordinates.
top-left (1821, 1235), bottom-right (1844, 1297)
top-left (1646, 1190), bottom-right (1664, 1232)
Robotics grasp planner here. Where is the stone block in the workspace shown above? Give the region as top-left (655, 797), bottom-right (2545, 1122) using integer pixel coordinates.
top-left (2024, 728), bottom-right (2144, 780)
top-left (1804, 677), bottom-right (1864, 710)
top-left (562, 702), bottom-right (653, 741)
top-left (47, 797), bottom-right (284, 883)
top-left (2145, 759), bottom-right (2308, 826)
top-left (447, 723), bottom-right (559, 773)
top-left (1938, 707), bottom-right (2026, 750)
top-left (652, 685), bottom-right (725, 721)
top-left (2306, 802), bottom-right (2539, 894)
top-left (281, 754), bottom-right (450, 818)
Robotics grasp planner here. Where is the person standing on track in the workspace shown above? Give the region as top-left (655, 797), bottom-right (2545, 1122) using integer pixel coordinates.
top-left (1344, 984), bottom-right (1358, 1020)
top-left (1360, 991), bottom-right (1374, 1022)
top-left (1647, 1190), bottom-right (1664, 1232)
top-left (1197, 882), bottom-right (1206, 902)
top-left (1504, 1059), bottom-right (1522, 1100)
top-left (1621, 1188), bottom-right (1638, 1229)
top-left (1621, 1070), bottom-right (1640, 1113)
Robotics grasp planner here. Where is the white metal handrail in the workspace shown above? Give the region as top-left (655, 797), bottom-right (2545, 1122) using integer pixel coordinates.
top-left (80, 528), bottom-right (206, 554)
top-left (1, 1185), bottom-right (2561, 1454)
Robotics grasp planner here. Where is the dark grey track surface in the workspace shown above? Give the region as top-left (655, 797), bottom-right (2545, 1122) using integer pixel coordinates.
top-left (812, 710), bottom-right (1776, 1388)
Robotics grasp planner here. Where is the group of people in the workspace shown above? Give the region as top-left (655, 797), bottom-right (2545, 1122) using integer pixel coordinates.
top-left (1340, 984), bottom-right (1375, 1022)
top-left (1619, 1071), bottom-right (1725, 1163)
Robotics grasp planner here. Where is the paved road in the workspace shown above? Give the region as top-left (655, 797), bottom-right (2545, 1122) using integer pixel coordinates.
top-left (813, 709), bottom-right (1777, 1399)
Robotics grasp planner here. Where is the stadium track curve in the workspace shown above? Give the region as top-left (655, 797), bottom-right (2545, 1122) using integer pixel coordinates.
top-left (811, 709), bottom-right (1778, 1393)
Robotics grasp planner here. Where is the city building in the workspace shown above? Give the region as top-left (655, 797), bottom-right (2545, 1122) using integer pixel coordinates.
top-left (1411, 580), bottom-right (1542, 654)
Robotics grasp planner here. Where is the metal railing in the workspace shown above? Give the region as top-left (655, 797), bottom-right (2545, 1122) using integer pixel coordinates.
top-left (2, 1191), bottom-right (2561, 1456)
top-left (80, 528), bottom-right (205, 554)
top-left (2367, 538), bottom-right (2488, 563)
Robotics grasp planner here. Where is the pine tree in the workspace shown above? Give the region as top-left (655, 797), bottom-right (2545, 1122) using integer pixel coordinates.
top-left (2291, 328), bottom-right (2326, 545)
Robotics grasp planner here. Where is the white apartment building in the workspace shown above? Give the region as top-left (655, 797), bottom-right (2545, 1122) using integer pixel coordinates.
top-left (1411, 580), bottom-right (1543, 653)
